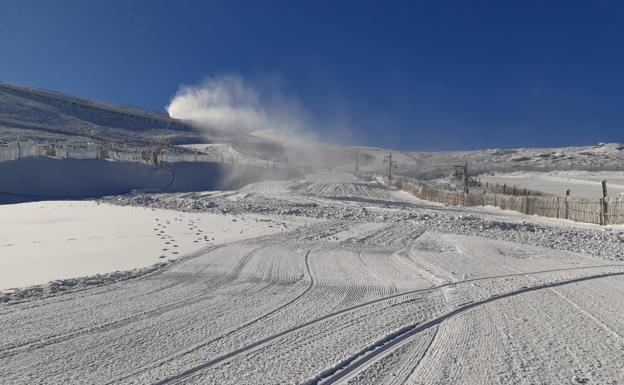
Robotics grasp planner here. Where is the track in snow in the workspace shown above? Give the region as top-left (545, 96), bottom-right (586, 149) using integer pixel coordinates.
top-left (150, 263), bottom-right (624, 385)
top-left (4, 179), bottom-right (624, 385)
top-left (309, 271), bottom-right (624, 384)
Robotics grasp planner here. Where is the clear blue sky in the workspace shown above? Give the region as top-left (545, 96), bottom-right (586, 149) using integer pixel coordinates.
top-left (2, 0), bottom-right (623, 150)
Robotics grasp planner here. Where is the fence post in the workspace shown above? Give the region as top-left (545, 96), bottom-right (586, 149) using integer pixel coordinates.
top-left (565, 189), bottom-right (570, 220)
top-left (601, 180), bottom-right (608, 226)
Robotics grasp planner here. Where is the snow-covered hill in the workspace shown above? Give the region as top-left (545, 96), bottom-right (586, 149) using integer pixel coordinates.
top-left (0, 81), bottom-right (206, 145)
top-left (4, 83), bottom-right (624, 385)
top-left (2, 81), bottom-right (624, 201)
top-left (344, 143), bottom-right (624, 180)
top-left (4, 81), bottom-right (624, 175)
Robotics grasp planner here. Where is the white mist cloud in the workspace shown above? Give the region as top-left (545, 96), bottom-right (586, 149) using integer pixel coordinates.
top-left (166, 74), bottom-right (310, 138)
top-left (166, 74), bottom-right (356, 170)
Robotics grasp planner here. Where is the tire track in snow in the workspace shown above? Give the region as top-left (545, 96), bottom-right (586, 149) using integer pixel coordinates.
top-left (393, 325), bottom-right (439, 385)
top-left (356, 250), bottom-right (398, 296)
top-left (305, 271), bottom-right (624, 385)
top-left (549, 287), bottom-right (624, 341)
top-left (148, 264), bottom-right (624, 385)
top-left (134, 243), bottom-right (226, 297)
top-left (0, 245), bottom-right (262, 359)
top-left (109, 248), bottom-right (316, 385)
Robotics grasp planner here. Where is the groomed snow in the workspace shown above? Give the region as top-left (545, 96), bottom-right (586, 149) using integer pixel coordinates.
top-left (0, 200), bottom-right (311, 290)
top-left (3, 175), bottom-right (624, 385)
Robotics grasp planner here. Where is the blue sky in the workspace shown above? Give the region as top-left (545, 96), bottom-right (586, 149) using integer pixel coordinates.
top-left (1, 0), bottom-right (624, 150)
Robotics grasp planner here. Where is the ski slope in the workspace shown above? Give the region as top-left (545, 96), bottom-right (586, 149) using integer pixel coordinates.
top-left (0, 201), bottom-right (311, 290)
top-left (3, 82), bottom-right (624, 384)
top-left (2, 174), bottom-right (624, 385)
top-left (480, 170), bottom-right (624, 198)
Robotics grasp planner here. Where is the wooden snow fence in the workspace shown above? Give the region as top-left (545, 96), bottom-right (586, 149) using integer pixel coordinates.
top-left (365, 173), bottom-right (624, 226)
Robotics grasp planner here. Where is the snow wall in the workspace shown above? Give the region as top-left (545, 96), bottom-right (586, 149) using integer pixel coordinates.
top-left (0, 156), bottom-right (301, 204)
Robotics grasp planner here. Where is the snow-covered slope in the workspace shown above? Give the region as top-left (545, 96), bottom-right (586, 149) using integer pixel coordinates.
top-left (0, 83), bottom-right (308, 201)
top-left (480, 170), bottom-right (624, 198)
top-left (4, 82), bottom-right (624, 385)
top-left (339, 143), bottom-right (624, 179)
top-left (3, 174), bottom-right (624, 384)
top-left (0, 81), bottom-right (204, 145)
top-left (0, 201), bottom-right (311, 290)
top-left (3, 81), bottom-right (624, 182)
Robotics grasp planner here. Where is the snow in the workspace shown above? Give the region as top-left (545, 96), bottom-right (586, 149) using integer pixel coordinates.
top-left (177, 143), bottom-right (267, 166)
top-left (3, 175), bottom-right (624, 385)
top-left (480, 170), bottom-right (624, 198)
top-left (0, 200), bottom-right (311, 290)
top-left (0, 156), bottom-right (300, 204)
top-left (0, 81), bottom-right (200, 145)
top-left (5, 82), bottom-right (624, 384)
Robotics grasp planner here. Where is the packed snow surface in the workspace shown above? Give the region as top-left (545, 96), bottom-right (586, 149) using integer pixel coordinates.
top-left (2, 173), bottom-right (624, 385)
top-left (0, 201), bottom-right (310, 290)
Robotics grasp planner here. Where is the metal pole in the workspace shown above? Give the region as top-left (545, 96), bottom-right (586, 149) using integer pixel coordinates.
top-left (383, 153), bottom-right (397, 183)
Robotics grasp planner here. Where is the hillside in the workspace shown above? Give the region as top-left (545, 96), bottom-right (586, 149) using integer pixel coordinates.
top-left (2, 81), bottom-right (624, 198)
top-left (0, 82), bottom-right (209, 145)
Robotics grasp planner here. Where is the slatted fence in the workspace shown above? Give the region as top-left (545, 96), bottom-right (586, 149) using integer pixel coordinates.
top-left (363, 173), bottom-right (624, 226)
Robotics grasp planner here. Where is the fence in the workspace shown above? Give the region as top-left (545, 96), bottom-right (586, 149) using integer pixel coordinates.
top-left (0, 141), bottom-right (165, 165)
top-left (362, 173), bottom-right (624, 226)
top-left (481, 181), bottom-right (546, 196)
top-left (0, 141), bottom-right (247, 166)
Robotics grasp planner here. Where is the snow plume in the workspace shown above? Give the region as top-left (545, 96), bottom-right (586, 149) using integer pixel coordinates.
top-left (166, 74), bottom-right (311, 138)
top-left (167, 74), bottom-right (353, 172)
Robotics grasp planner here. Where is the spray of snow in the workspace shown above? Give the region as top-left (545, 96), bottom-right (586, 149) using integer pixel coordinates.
top-left (166, 74), bottom-right (350, 171)
top-left (166, 74), bottom-right (312, 140)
